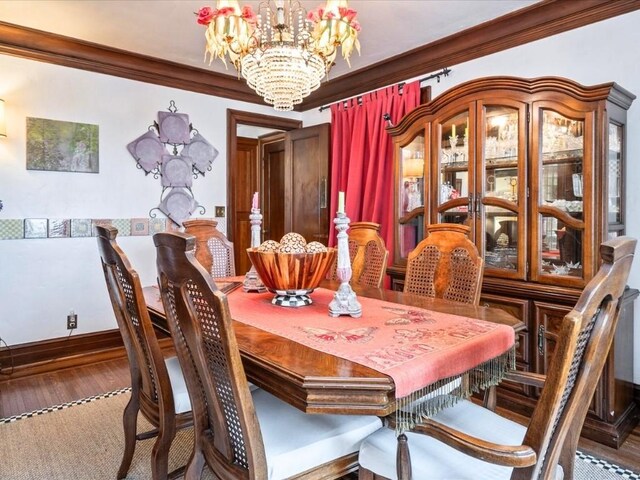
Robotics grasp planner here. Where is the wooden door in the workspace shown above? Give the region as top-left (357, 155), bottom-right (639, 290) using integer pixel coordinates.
top-left (232, 137), bottom-right (258, 274)
top-left (260, 132), bottom-right (286, 243)
top-left (284, 123), bottom-right (331, 244)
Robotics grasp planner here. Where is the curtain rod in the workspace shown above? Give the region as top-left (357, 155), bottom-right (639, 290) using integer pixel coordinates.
top-left (318, 67), bottom-right (451, 112)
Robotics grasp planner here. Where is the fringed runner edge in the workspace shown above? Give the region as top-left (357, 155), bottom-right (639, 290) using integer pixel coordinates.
top-left (395, 346), bottom-right (516, 432)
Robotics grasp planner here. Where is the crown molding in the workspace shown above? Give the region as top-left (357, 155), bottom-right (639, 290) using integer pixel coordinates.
top-left (303, 0), bottom-right (640, 111)
top-left (0, 0), bottom-right (638, 112)
top-left (0, 21), bottom-right (260, 104)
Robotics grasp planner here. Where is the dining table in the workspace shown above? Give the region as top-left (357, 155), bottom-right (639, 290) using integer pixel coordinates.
top-left (143, 279), bottom-right (525, 418)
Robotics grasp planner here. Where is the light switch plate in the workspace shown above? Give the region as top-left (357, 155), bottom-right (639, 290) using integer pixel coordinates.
top-left (215, 206), bottom-right (226, 217)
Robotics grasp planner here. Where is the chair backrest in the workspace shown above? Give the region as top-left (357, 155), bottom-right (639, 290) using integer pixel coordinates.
top-left (403, 223), bottom-right (483, 305)
top-left (328, 221), bottom-right (389, 288)
top-left (96, 225), bottom-right (175, 415)
top-left (518, 236), bottom-right (636, 480)
top-left (154, 231), bottom-right (266, 479)
top-left (183, 218), bottom-right (236, 278)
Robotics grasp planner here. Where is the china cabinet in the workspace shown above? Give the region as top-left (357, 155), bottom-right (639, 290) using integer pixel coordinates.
top-left (386, 76), bottom-right (638, 447)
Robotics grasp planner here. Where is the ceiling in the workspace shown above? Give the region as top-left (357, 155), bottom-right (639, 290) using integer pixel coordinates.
top-left (3, 1), bottom-right (637, 111)
top-left (0, 0), bottom-right (539, 80)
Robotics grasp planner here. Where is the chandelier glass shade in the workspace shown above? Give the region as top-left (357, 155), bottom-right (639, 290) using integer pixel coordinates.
top-left (197, 0), bottom-right (361, 111)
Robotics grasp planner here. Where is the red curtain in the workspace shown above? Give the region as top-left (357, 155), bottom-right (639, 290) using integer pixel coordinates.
top-left (328, 81), bottom-right (421, 278)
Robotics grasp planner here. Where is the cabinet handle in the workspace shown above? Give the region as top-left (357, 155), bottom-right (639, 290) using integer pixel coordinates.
top-left (475, 193), bottom-right (482, 215)
top-left (468, 195), bottom-right (474, 219)
top-left (537, 325), bottom-right (545, 356)
top-left (319, 177), bottom-right (327, 209)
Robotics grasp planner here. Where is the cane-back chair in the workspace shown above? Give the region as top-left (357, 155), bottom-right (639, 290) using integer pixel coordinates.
top-left (95, 225), bottom-right (192, 480)
top-left (183, 218), bottom-right (235, 278)
top-left (403, 223), bottom-right (483, 305)
top-left (154, 231), bottom-right (382, 480)
top-left (328, 221), bottom-right (389, 288)
top-left (358, 236), bottom-right (636, 480)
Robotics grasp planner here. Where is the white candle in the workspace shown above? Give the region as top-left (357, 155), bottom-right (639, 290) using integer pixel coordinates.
top-left (338, 191), bottom-right (345, 214)
top-left (451, 124), bottom-right (456, 137)
top-left (252, 192), bottom-right (259, 210)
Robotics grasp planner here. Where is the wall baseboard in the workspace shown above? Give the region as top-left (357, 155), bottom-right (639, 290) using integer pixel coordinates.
top-left (0, 329), bottom-right (172, 379)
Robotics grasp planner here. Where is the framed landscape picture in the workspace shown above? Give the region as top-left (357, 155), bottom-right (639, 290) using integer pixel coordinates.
top-left (26, 117), bottom-right (99, 173)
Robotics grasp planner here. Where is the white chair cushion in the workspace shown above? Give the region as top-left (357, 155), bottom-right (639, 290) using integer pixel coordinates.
top-left (359, 399), bottom-right (563, 480)
top-left (252, 388), bottom-right (382, 480)
top-left (164, 356), bottom-right (192, 414)
top-left (248, 382), bottom-right (260, 392)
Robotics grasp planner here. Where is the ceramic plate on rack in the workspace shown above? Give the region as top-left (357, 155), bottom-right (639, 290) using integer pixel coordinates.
top-left (127, 130), bottom-right (165, 173)
top-left (158, 188), bottom-right (197, 226)
top-left (161, 155), bottom-right (193, 188)
top-left (158, 111), bottom-right (191, 144)
top-left (182, 133), bottom-right (218, 174)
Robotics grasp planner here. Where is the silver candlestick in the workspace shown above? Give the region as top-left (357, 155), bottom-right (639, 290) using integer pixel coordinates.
top-left (243, 208), bottom-right (267, 293)
top-left (329, 212), bottom-right (362, 318)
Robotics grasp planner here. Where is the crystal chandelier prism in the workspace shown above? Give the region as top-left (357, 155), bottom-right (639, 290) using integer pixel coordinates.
top-left (197, 0), bottom-right (361, 111)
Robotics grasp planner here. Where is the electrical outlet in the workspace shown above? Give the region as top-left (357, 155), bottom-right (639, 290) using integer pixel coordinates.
top-left (67, 311), bottom-right (78, 330)
top-left (215, 206), bottom-right (226, 217)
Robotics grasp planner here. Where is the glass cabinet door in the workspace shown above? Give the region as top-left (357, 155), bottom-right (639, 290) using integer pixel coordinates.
top-left (436, 109), bottom-right (472, 226)
top-left (397, 131), bottom-right (425, 259)
top-left (532, 104), bottom-right (592, 285)
top-left (480, 102), bottom-right (527, 279)
top-left (607, 122), bottom-right (624, 237)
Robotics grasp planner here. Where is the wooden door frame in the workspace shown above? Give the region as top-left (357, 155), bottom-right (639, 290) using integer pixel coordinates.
top-left (226, 110), bottom-right (302, 244)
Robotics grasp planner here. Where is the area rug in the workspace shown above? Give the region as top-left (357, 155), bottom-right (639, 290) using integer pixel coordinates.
top-left (1, 389), bottom-right (638, 480)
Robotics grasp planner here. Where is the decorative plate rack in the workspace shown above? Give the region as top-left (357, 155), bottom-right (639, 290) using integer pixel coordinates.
top-left (127, 101), bottom-right (218, 226)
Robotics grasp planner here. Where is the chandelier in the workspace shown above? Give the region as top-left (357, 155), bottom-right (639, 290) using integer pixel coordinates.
top-left (196, 0), bottom-right (361, 111)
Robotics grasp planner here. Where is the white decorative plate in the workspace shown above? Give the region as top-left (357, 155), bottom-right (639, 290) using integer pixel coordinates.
top-left (161, 155), bottom-right (193, 187)
top-left (158, 111), bottom-right (191, 144)
top-left (126, 130), bottom-right (165, 173)
top-left (182, 133), bottom-right (218, 174)
top-left (158, 188), bottom-right (198, 226)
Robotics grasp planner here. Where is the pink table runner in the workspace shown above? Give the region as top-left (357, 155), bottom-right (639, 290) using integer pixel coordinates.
top-left (226, 288), bottom-right (514, 400)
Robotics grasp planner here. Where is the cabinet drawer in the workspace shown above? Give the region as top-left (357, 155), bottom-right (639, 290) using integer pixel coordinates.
top-left (532, 302), bottom-right (570, 373)
top-left (480, 294), bottom-right (530, 364)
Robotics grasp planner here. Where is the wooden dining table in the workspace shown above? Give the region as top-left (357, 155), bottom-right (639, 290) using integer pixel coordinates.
top-left (143, 280), bottom-right (525, 417)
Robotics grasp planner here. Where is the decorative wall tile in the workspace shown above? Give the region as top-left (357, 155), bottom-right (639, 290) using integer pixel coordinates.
top-left (111, 218), bottom-right (131, 236)
top-left (48, 219), bottom-right (70, 238)
top-left (165, 219), bottom-right (182, 232)
top-left (149, 217), bottom-right (166, 235)
top-left (24, 218), bottom-right (48, 239)
top-left (130, 218), bottom-right (149, 236)
top-left (0, 215), bottom-right (214, 240)
top-left (71, 219), bottom-right (92, 238)
top-left (0, 219), bottom-right (25, 240)
top-left (92, 219), bottom-right (112, 236)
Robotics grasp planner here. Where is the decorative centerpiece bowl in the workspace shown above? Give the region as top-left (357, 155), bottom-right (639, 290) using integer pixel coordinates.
top-left (246, 248), bottom-right (336, 307)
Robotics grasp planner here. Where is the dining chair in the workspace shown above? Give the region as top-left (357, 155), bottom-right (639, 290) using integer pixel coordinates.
top-left (154, 231), bottom-right (383, 480)
top-left (183, 218), bottom-right (236, 278)
top-left (96, 225), bottom-right (192, 480)
top-left (328, 221), bottom-right (389, 288)
top-left (358, 236), bottom-right (636, 480)
top-left (403, 223), bottom-right (483, 305)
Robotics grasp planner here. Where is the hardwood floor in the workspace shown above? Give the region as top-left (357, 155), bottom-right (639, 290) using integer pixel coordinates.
top-left (1, 357), bottom-right (639, 474)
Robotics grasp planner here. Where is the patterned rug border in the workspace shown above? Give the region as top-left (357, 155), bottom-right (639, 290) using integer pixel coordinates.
top-left (1, 387), bottom-right (638, 479)
top-left (576, 451), bottom-right (640, 479)
top-left (0, 386), bottom-right (131, 424)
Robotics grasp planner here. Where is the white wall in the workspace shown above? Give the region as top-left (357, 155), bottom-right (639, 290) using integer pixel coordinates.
top-left (0, 55), bottom-right (299, 345)
top-left (302, 10), bottom-right (640, 383)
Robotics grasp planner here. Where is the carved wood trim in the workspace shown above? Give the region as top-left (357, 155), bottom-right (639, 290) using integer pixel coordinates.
top-left (0, 329), bottom-right (173, 379)
top-left (1, 1), bottom-right (638, 111)
top-left (388, 76), bottom-right (636, 137)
